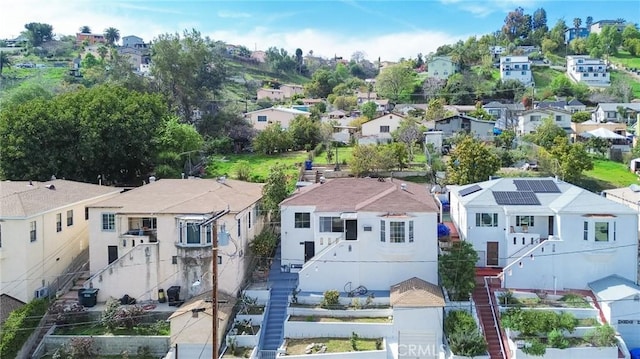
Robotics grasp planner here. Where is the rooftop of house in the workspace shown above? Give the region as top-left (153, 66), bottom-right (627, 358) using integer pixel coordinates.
top-left (245, 107), bottom-right (311, 116)
top-left (588, 274), bottom-right (640, 302)
top-left (604, 185), bottom-right (640, 205)
top-left (452, 177), bottom-right (637, 216)
top-left (167, 291), bottom-right (236, 321)
top-left (0, 180), bottom-right (122, 218)
top-left (365, 113), bottom-right (406, 124)
top-left (390, 277), bottom-right (445, 308)
top-left (483, 102), bottom-right (525, 111)
top-left (436, 114), bottom-right (496, 124)
top-left (88, 178), bottom-right (263, 214)
top-left (280, 177), bottom-right (439, 213)
top-left (520, 108), bottom-right (573, 116)
top-left (596, 103), bottom-right (640, 112)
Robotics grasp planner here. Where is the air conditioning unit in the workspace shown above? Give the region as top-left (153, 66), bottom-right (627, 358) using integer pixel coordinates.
top-left (34, 286), bottom-right (49, 299)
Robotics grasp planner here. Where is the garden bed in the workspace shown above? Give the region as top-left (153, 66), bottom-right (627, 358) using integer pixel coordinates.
top-left (496, 291), bottom-right (593, 308)
top-left (52, 321), bottom-right (169, 336)
top-left (284, 337), bottom-right (383, 355)
top-left (222, 346), bottom-right (254, 358)
top-left (288, 316), bottom-right (391, 323)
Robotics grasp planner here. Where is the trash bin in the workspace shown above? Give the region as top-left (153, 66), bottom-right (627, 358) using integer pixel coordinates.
top-left (78, 288), bottom-right (99, 307)
top-left (158, 289), bottom-right (167, 303)
top-left (167, 286), bottom-right (181, 306)
top-left (304, 160), bottom-right (313, 170)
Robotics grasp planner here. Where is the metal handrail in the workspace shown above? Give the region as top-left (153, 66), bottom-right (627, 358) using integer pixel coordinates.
top-left (485, 276), bottom-right (507, 359)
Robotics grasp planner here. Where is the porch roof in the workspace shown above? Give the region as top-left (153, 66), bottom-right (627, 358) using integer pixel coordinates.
top-left (390, 277), bottom-right (444, 308)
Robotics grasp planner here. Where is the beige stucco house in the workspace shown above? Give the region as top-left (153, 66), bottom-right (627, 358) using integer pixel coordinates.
top-left (0, 180), bottom-right (121, 303)
top-left (571, 119), bottom-right (627, 143)
top-left (360, 113), bottom-right (406, 141)
top-left (244, 107), bottom-right (310, 131)
top-left (86, 178), bottom-right (264, 304)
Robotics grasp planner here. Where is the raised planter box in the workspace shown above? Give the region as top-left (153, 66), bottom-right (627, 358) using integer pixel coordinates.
top-left (243, 289), bottom-right (270, 304)
top-left (287, 307), bottom-right (393, 318)
top-left (293, 295), bottom-right (390, 307)
top-left (234, 314), bottom-right (264, 326)
top-left (284, 319), bottom-right (392, 339)
top-left (280, 350), bottom-right (387, 359)
top-left (39, 334), bottom-right (169, 357)
top-left (515, 345), bottom-right (618, 359)
top-left (228, 328), bottom-right (260, 348)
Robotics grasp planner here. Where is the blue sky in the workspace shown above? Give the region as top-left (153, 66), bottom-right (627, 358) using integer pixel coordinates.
top-left (1, 0), bottom-right (638, 61)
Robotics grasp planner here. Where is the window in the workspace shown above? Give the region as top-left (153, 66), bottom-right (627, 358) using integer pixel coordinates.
top-left (319, 217), bottom-right (343, 233)
top-left (390, 222), bottom-right (405, 243)
top-left (380, 220), bottom-right (385, 242)
top-left (186, 223), bottom-right (200, 244)
top-left (56, 213), bottom-right (62, 232)
top-left (530, 115), bottom-right (541, 122)
top-left (521, 71), bottom-right (526, 75)
top-left (380, 126), bottom-right (390, 133)
top-left (409, 221), bottom-right (414, 243)
top-left (555, 115), bottom-right (562, 122)
top-left (205, 225), bottom-right (212, 243)
top-left (172, 256), bottom-right (178, 264)
top-left (85, 207), bottom-right (89, 220)
top-left (237, 218), bottom-right (241, 237)
top-left (257, 115), bottom-right (267, 122)
top-left (218, 256), bottom-right (222, 264)
top-left (516, 216), bottom-right (534, 227)
top-left (67, 210), bottom-right (73, 226)
top-left (505, 71), bottom-right (511, 75)
top-left (248, 211), bottom-right (252, 229)
top-left (30, 221), bottom-right (37, 242)
top-left (583, 221), bottom-right (588, 241)
top-left (102, 213), bottom-right (115, 231)
top-left (595, 222), bottom-right (609, 242)
top-left (475, 213), bottom-right (498, 227)
top-left (606, 111), bottom-right (617, 118)
top-left (294, 212), bottom-right (310, 228)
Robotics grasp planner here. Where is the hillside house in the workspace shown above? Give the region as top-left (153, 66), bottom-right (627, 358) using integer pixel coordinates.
top-left (244, 107), bottom-right (310, 131)
top-left (567, 55), bottom-right (610, 87)
top-left (500, 56), bottom-right (533, 86)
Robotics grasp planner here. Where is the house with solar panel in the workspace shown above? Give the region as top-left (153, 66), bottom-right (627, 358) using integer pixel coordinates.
top-left (449, 177), bottom-right (638, 290)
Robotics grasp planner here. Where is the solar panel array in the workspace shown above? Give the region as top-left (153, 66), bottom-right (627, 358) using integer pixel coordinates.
top-left (493, 191), bottom-right (541, 205)
top-left (513, 179), bottom-right (560, 193)
top-left (459, 184), bottom-right (482, 197)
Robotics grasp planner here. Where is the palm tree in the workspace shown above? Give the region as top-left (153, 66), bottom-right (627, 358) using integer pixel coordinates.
top-left (104, 27), bottom-right (120, 46)
top-left (79, 25), bottom-right (91, 34)
top-left (573, 18), bottom-right (582, 31)
top-left (0, 51), bottom-right (11, 77)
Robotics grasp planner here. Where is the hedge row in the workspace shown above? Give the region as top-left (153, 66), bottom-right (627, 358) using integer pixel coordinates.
top-left (0, 298), bottom-right (49, 358)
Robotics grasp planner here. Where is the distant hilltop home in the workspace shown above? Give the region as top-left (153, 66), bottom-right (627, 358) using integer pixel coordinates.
top-left (565, 27), bottom-right (590, 44)
top-left (499, 56), bottom-right (533, 86)
top-left (121, 35), bottom-right (149, 49)
top-left (566, 55), bottom-right (610, 87)
top-left (251, 50), bottom-right (266, 63)
top-left (256, 84), bottom-right (304, 101)
top-left (593, 102), bottom-right (640, 123)
top-left (427, 56), bottom-right (459, 81)
top-left (589, 19), bottom-right (628, 34)
top-left (76, 32), bottom-right (106, 45)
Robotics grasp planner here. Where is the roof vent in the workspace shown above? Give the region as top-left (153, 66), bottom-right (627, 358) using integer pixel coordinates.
top-left (45, 184), bottom-right (55, 190)
top-left (400, 183), bottom-right (407, 191)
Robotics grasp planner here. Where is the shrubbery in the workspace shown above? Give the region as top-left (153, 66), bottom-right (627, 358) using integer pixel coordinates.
top-left (0, 298), bottom-right (49, 358)
top-left (444, 310), bottom-right (487, 357)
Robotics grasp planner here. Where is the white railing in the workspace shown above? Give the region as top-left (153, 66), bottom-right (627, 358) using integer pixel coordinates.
top-left (485, 276), bottom-right (506, 359)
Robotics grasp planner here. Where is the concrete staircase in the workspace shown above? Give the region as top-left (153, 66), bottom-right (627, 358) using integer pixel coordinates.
top-left (259, 247), bottom-right (298, 352)
top-left (58, 271), bottom-right (91, 304)
top-left (471, 273), bottom-right (508, 359)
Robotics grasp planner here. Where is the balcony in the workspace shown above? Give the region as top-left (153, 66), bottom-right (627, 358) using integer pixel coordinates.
top-left (120, 228), bottom-right (157, 243)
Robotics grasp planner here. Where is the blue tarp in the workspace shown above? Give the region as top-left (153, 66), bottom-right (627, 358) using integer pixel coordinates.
top-left (630, 348), bottom-right (640, 359)
top-left (438, 223), bottom-right (450, 238)
top-left (493, 127), bottom-right (503, 135)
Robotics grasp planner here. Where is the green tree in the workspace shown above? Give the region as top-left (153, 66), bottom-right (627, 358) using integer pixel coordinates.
top-left (0, 51), bottom-right (11, 77)
top-left (531, 117), bottom-right (567, 150)
top-left (439, 241), bottom-right (479, 301)
top-left (233, 160), bottom-right (251, 181)
top-left (446, 136), bottom-right (500, 185)
top-left (546, 137), bottom-right (593, 183)
top-left (361, 101), bottom-right (377, 120)
top-left (532, 8), bottom-right (548, 31)
top-left (571, 111), bottom-right (592, 123)
top-left (265, 47), bottom-right (296, 73)
top-left (586, 33), bottom-right (604, 58)
top-left (0, 84), bottom-right (51, 108)
top-left (305, 69), bottom-right (337, 98)
top-left (151, 30), bottom-right (227, 123)
top-left (262, 163), bottom-right (291, 220)
top-left (502, 7), bottom-right (531, 42)
top-left (155, 117), bottom-right (204, 178)
top-left (495, 79), bottom-right (526, 102)
top-left (496, 129), bottom-right (516, 149)
top-left (333, 95), bottom-right (357, 111)
top-left (79, 25), bottom-right (91, 34)
top-left (549, 75), bottom-right (574, 97)
top-left (0, 84), bottom-right (168, 184)
top-left (24, 22), bottom-right (53, 46)
top-left (104, 27), bottom-right (120, 46)
top-left (349, 144), bottom-right (379, 176)
top-left (573, 17), bottom-right (582, 31)
top-left (375, 63), bottom-right (415, 103)
top-left (600, 25), bottom-right (623, 57)
top-left (288, 115), bottom-right (320, 150)
top-left (252, 123), bottom-right (293, 155)
top-left (393, 117), bottom-right (422, 161)
top-left (622, 24), bottom-right (640, 55)
top-left (425, 98), bottom-right (448, 122)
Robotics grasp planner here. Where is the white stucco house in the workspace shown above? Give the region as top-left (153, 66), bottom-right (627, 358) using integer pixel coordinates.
top-left (86, 178), bottom-right (264, 304)
top-left (593, 103), bottom-right (640, 123)
top-left (449, 177), bottom-right (638, 291)
top-left (279, 177), bottom-right (440, 293)
top-left (0, 180), bottom-right (121, 303)
top-left (243, 107), bottom-right (310, 131)
top-left (500, 56), bottom-right (533, 86)
top-left (427, 56), bottom-right (459, 81)
top-left (360, 113), bottom-right (406, 142)
top-left (589, 275), bottom-right (640, 350)
top-left (517, 108), bottom-right (573, 136)
top-left (566, 55), bottom-right (610, 87)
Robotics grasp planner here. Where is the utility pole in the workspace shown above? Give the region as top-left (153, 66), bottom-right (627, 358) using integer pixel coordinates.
top-left (209, 209), bottom-right (229, 359)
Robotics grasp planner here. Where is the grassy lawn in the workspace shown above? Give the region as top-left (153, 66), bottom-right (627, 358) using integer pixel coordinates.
top-left (288, 316), bottom-right (391, 323)
top-left (583, 159), bottom-right (639, 190)
top-left (208, 151), bottom-right (309, 182)
top-left (609, 51), bottom-right (640, 69)
top-left (285, 337), bottom-right (381, 355)
top-left (609, 70), bottom-right (640, 99)
top-left (53, 322), bottom-right (169, 336)
top-left (532, 66), bottom-right (564, 92)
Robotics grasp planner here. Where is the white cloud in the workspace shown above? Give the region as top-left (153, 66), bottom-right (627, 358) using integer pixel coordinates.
top-left (439, 0), bottom-right (539, 17)
top-left (206, 27), bottom-right (465, 62)
top-left (217, 10), bottom-right (251, 19)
